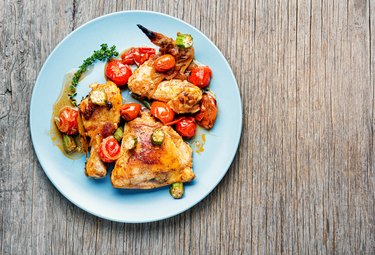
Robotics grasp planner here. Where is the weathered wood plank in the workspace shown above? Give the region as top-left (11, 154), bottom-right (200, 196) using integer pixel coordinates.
top-left (1, 0), bottom-right (375, 254)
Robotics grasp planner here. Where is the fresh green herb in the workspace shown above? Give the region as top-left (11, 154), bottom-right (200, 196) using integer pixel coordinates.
top-left (69, 43), bottom-right (118, 106)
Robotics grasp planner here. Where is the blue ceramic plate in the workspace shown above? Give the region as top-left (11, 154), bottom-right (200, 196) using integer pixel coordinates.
top-left (30, 11), bottom-right (242, 223)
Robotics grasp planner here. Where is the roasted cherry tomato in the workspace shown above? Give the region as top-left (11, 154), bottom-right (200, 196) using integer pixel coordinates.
top-left (105, 60), bottom-right (132, 86)
top-left (120, 103), bottom-right (141, 121)
top-left (98, 136), bottom-right (121, 163)
top-left (188, 66), bottom-right (212, 88)
top-left (154, 54), bottom-right (176, 72)
top-left (121, 48), bottom-right (137, 65)
top-left (121, 47), bottom-right (156, 66)
top-left (195, 93), bottom-right (217, 129)
top-left (150, 101), bottom-right (175, 124)
top-left (55, 107), bottom-right (79, 135)
top-left (175, 117), bottom-right (196, 139)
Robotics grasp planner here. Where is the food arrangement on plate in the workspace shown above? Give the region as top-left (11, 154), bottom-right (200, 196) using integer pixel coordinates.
top-left (52, 25), bottom-right (218, 199)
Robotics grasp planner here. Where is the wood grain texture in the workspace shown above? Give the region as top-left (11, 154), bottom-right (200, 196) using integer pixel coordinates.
top-left (1, 0), bottom-right (375, 254)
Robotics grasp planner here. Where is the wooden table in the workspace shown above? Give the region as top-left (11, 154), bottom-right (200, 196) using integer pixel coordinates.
top-left (1, 0), bottom-right (374, 254)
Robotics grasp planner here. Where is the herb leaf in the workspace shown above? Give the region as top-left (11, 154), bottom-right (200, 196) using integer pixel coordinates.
top-left (70, 43), bottom-right (118, 106)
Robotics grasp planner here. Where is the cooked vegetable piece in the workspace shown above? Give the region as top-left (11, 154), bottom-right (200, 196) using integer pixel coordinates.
top-left (113, 127), bottom-right (124, 142)
top-left (123, 134), bottom-right (137, 150)
top-left (55, 107), bottom-right (79, 135)
top-left (121, 47), bottom-right (156, 66)
top-left (62, 134), bottom-right (77, 153)
top-left (188, 66), bottom-right (212, 88)
top-left (120, 103), bottom-right (142, 121)
top-left (150, 101), bottom-right (175, 124)
top-left (151, 128), bottom-right (165, 145)
top-left (70, 44), bottom-right (118, 106)
top-left (175, 117), bottom-right (196, 139)
top-left (169, 182), bottom-right (184, 199)
top-left (121, 48), bottom-right (137, 65)
top-left (90, 89), bottom-right (107, 106)
top-left (98, 136), bottom-right (121, 163)
top-left (176, 33), bottom-right (193, 48)
top-left (105, 60), bottom-right (132, 86)
top-left (154, 54), bottom-right (176, 72)
top-left (195, 93), bottom-right (217, 129)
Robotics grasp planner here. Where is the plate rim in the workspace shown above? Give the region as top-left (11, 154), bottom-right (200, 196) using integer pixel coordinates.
top-left (29, 10), bottom-right (243, 223)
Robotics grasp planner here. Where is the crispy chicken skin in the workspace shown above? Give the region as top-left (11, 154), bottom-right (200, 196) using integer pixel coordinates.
top-left (127, 58), bottom-right (165, 99)
top-left (127, 25), bottom-right (201, 114)
top-left (152, 79), bottom-right (202, 114)
top-left (111, 111), bottom-right (195, 189)
top-left (78, 81), bottom-right (122, 178)
top-left (128, 63), bottom-right (202, 114)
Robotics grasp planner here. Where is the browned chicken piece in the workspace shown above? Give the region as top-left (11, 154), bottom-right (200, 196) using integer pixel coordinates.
top-left (137, 24), bottom-right (195, 78)
top-left (78, 81), bottom-right (122, 178)
top-left (127, 58), bottom-right (166, 99)
top-left (111, 111), bottom-right (195, 189)
top-left (127, 25), bottom-right (202, 114)
top-left (152, 79), bottom-right (202, 114)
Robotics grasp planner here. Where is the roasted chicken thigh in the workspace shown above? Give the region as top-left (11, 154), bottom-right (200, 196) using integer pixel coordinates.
top-left (111, 111), bottom-right (195, 189)
top-left (78, 81), bottom-right (122, 178)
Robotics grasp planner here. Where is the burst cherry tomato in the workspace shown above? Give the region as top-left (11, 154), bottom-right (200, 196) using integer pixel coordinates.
top-left (188, 66), bottom-right (212, 88)
top-left (195, 93), bottom-right (217, 129)
top-left (55, 107), bottom-right (79, 135)
top-left (154, 54), bottom-right (176, 72)
top-left (175, 117), bottom-right (196, 139)
top-left (120, 103), bottom-right (141, 121)
top-left (121, 48), bottom-right (137, 65)
top-left (98, 136), bottom-right (121, 163)
top-left (105, 60), bottom-right (132, 86)
top-left (150, 101), bottom-right (175, 124)
top-left (121, 47), bottom-right (156, 66)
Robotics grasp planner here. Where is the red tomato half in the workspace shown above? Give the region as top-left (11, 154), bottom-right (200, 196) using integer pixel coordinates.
top-left (150, 101), bottom-right (175, 124)
top-left (188, 66), bottom-right (212, 88)
top-left (120, 103), bottom-right (141, 121)
top-left (175, 117), bottom-right (196, 139)
top-left (98, 136), bottom-right (121, 163)
top-left (105, 60), bottom-right (132, 86)
top-left (55, 107), bottom-right (79, 135)
top-left (121, 47), bottom-right (156, 66)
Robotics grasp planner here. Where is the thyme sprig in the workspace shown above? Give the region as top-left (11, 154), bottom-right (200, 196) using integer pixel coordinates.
top-left (69, 43), bottom-right (118, 106)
